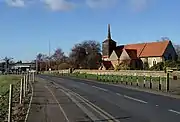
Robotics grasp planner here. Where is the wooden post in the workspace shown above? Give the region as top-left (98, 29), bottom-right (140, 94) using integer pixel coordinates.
top-left (26, 74), bottom-right (28, 92)
top-left (159, 76), bottom-right (161, 90)
top-left (136, 76), bottom-right (139, 86)
top-left (126, 76), bottom-right (128, 85)
top-left (166, 73), bottom-right (170, 92)
top-left (24, 76), bottom-right (26, 97)
top-left (8, 84), bottom-right (13, 122)
top-left (143, 75), bottom-right (146, 88)
top-left (20, 79), bottom-right (23, 104)
top-left (121, 76), bottom-right (123, 84)
top-left (150, 76), bottom-right (152, 89)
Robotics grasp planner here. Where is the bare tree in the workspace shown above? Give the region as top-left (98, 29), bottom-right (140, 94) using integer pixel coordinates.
top-left (69, 40), bottom-right (102, 69)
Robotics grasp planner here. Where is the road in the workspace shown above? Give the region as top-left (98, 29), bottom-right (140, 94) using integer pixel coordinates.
top-left (31, 74), bottom-right (180, 122)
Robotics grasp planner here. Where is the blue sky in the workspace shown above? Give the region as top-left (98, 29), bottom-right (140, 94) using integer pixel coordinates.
top-left (0, 0), bottom-right (180, 62)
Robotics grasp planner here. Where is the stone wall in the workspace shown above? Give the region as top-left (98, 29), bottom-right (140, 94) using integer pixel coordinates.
top-left (46, 69), bottom-right (180, 78)
top-left (74, 69), bottom-right (168, 77)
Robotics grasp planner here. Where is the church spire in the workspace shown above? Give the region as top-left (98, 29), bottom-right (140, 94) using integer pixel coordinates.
top-left (107, 24), bottom-right (111, 39)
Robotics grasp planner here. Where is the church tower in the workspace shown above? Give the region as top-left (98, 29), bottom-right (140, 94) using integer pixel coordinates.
top-left (102, 24), bottom-right (117, 60)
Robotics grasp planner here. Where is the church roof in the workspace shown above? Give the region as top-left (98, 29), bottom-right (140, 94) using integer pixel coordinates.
top-left (113, 40), bottom-right (170, 59)
top-left (122, 40), bottom-right (170, 57)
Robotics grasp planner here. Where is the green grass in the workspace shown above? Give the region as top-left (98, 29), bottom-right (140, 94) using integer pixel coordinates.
top-left (0, 75), bottom-right (21, 122)
top-left (0, 75), bottom-right (21, 95)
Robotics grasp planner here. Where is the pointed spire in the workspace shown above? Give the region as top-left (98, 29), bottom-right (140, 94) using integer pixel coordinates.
top-left (107, 24), bottom-right (111, 39)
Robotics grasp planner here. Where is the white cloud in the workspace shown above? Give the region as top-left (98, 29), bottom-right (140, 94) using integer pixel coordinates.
top-left (43, 0), bottom-right (75, 11)
top-left (129, 0), bottom-right (149, 12)
top-left (86, 0), bottom-right (117, 9)
top-left (6, 0), bottom-right (25, 7)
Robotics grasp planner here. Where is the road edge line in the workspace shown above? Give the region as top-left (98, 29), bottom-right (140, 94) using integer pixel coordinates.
top-left (45, 86), bottom-right (70, 122)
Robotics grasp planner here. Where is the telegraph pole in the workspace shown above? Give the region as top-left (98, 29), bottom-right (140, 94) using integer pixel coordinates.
top-left (48, 40), bottom-right (51, 71)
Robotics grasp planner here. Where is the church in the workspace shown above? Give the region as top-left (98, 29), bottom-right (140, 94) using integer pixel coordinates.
top-left (100, 24), bottom-right (177, 70)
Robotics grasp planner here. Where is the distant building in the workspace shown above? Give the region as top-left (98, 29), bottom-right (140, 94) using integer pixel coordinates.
top-left (11, 62), bottom-right (36, 72)
top-left (100, 24), bottom-right (177, 70)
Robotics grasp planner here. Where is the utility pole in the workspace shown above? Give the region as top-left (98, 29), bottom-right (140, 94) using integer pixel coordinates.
top-left (48, 40), bottom-right (51, 71)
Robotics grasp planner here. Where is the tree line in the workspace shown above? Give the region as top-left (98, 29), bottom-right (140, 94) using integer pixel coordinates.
top-left (36, 40), bottom-right (102, 71)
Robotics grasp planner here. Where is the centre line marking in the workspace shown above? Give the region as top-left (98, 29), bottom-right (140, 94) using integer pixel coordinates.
top-left (116, 93), bottom-right (123, 97)
top-left (92, 86), bottom-right (108, 92)
top-left (124, 95), bottom-right (148, 104)
top-left (168, 109), bottom-right (180, 115)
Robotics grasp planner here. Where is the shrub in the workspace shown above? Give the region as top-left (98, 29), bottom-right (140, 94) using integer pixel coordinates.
top-left (115, 62), bottom-right (130, 71)
top-left (58, 63), bottom-right (70, 70)
top-left (150, 62), bottom-right (164, 71)
top-left (143, 62), bottom-right (149, 70)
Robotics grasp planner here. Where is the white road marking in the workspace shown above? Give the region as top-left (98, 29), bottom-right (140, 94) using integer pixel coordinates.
top-left (116, 93), bottom-right (123, 97)
top-left (55, 83), bottom-right (119, 122)
top-left (156, 105), bottom-right (159, 107)
top-left (92, 86), bottom-right (108, 92)
top-left (124, 95), bottom-right (148, 104)
top-left (59, 88), bottom-right (99, 121)
top-left (45, 86), bottom-right (70, 122)
top-left (168, 109), bottom-right (180, 115)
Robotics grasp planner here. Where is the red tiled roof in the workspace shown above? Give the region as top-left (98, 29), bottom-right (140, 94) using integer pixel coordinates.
top-left (124, 43), bottom-right (146, 57)
top-left (140, 40), bottom-right (169, 57)
top-left (121, 40), bottom-right (170, 57)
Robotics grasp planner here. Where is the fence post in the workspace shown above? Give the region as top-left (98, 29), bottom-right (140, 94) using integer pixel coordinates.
top-left (136, 76), bottom-right (139, 86)
top-left (166, 73), bottom-right (170, 92)
top-left (20, 79), bottom-right (23, 104)
top-left (97, 73), bottom-right (98, 80)
top-left (143, 75), bottom-right (146, 88)
top-left (126, 75), bottom-right (128, 85)
top-left (130, 75), bottom-right (133, 85)
top-left (121, 75), bottom-right (123, 84)
top-left (24, 75), bottom-right (26, 97)
top-left (150, 76), bottom-right (152, 89)
top-left (159, 76), bottom-right (161, 90)
top-left (26, 74), bottom-right (28, 92)
top-left (8, 84), bottom-right (13, 122)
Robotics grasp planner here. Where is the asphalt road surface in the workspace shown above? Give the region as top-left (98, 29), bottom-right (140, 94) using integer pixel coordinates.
top-left (30, 74), bottom-right (180, 122)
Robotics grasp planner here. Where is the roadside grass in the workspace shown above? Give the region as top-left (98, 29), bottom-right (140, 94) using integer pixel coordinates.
top-left (0, 75), bottom-right (21, 122)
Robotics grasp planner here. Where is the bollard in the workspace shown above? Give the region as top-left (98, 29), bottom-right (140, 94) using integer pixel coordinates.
top-left (150, 76), bottom-right (152, 89)
top-left (20, 79), bottom-right (23, 104)
top-left (143, 76), bottom-right (146, 88)
top-left (121, 76), bottom-right (123, 84)
top-left (166, 73), bottom-right (170, 92)
top-left (130, 76), bottom-right (133, 85)
top-left (8, 84), bottom-right (13, 122)
top-left (126, 76), bottom-right (128, 85)
top-left (159, 76), bottom-right (161, 90)
top-left (136, 76), bottom-right (139, 86)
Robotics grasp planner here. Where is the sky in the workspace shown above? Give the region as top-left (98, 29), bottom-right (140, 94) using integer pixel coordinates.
top-left (0, 0), bottom-right (180, 62)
